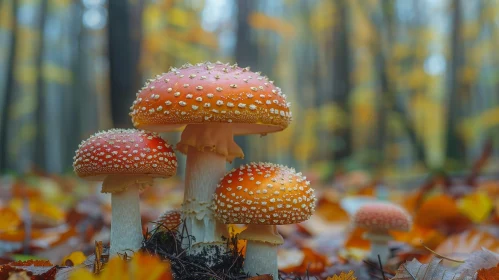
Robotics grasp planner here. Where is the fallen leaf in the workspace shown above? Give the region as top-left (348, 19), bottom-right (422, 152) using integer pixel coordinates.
top-left (392, 224), bottom-right (446, 249)
top-left (457, 191), bottom-right (494, 223)
top-left (314, 196), bottom-right (350, 222)
top-left (392, 257), bottom-right (466, 280)
top-left (326, 270), bottom-right (357, 280)
top-left (455, 248), bottom-right (499, 277)
top-left (432, 230), bottom-right (499, 264)
top-left (477, 262), bottom-right (499, 280)
top-left (0, 208), bottom-right (21, 232)
top-left (344, 227), bottom-right (370, 250)
top-left (69, 252), bottom-right (172, 280)
top-left (279, 247), bottom-right (329, 275)
top-left (246, 275), bottom-right (272, 280)
top-left (61, 251), bottom-right (86, 267)
top-left (414, 194), bottom-right (472, 232)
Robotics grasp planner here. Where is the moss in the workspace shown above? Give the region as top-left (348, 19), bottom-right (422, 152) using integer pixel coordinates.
top-left (141, 222), bottom-right (249, 280)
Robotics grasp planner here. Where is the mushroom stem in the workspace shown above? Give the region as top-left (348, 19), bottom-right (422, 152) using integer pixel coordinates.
top-left (182, 146), bottom-right (228, 246)
top-left (244, 240), bottom-right (279, 280)
top-left (363, 231), bottom-right (393, 264)
top-left (240, 225), bottom-right (283, 280)
top-left (106, 177), bottom-right (146, 256)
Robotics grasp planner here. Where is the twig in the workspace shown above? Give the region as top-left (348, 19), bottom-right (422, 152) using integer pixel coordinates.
top-left (378, 255), bottom-right (387, 280)
top-left (421, 241), bottom-right (465, 263)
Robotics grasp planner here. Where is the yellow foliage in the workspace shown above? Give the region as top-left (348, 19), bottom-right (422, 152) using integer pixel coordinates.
top-left (61, 251), bottom-right (86, 266)
top-left (310, 1), bottom-right (337, 33)
top-left (0, 208), bottom-right (20, 232)
top-left (69, 253), bottom-right (172, 280)
top-left (327, 270), bottom-right (357, 280)
top-left (248, 12), bottom-right (296, 38)
top-left (8, 198), bottom-right (65, 226)
top-left (457, 191), bottom-right (494, 223)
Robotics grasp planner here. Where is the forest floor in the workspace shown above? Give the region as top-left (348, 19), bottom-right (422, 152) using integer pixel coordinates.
top-left (0, 168), bottom-right (498, 280)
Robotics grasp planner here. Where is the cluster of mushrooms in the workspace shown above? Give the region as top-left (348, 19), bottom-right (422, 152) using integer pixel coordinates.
top-left (72, 62), bottom-right (317, 279)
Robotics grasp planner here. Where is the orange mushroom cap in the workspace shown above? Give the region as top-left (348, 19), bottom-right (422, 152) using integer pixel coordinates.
top-left (129, 61), bottom-right (292, 135)
top-left (73, 129), bottom-right (177, 180)
top-left (352, 202), bottom-right (411, 232)
top-left (156, 210), bottom-right (182, 231)
top-left (213, 162), bottom-right (316, 225)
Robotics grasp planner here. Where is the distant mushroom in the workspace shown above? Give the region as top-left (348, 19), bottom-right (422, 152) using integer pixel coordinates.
top-left (155, 210), bottom-right (182, 232)
top-left (73, 129), bottom-right (177, 256)
top-left (213, 162), bottom-right (316, 279)
top-left (129, 62), bottom-right (292, 250)
top-left (352, 201), bottom-right (411, 263)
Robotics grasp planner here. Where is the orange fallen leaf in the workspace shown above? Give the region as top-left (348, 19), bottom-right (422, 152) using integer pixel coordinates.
top-left (477, 263), bottom-right (499, 280)
top-left (326, 270), bottom-right (357, 280)
top-left (392, 224), bottom-right (446, 249)
top-left (246, 275), bottom-right (272, 280)
top-left (279, 247), bottom-right (328, 275)
top-left (344, 227), bottom-right (370, 250)
top-left (0, 208), bottom-right (21, 232)
top-left (314, 196), bottom-right (350, 222)
top-left (228, 224), bottom-right (247, 257)
top-left (69, 252), bottom-right (172, 280)
top-left (431, 229), bottom-right (499, 264)
top-left (414, 194), bottom-right (472, 232)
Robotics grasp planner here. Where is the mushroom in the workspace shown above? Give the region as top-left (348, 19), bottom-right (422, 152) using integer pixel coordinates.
top-left (129, 62), bottom-right (292, 249)
top-left (213, 162), bottom-right (316, 279)
top-left (155, 210), bottom-right (182, 232)
top-left (73, 129), bottom-right (177, 256)
top-left (352, 201), bottom-right (411, 264)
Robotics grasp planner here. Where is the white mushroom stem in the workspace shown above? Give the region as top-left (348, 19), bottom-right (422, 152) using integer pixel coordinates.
top-left (239, 225), bottom-right (284, 280)
top-left (363, 231), bottom-right (393, 264)
top-left (103, 175), bottom-right (152, 256)
top-left (179, 124), bottom-right (242, 247)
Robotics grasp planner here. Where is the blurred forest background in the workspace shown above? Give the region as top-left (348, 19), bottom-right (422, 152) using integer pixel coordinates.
top-left (1, 0), bottom-right (499, 183)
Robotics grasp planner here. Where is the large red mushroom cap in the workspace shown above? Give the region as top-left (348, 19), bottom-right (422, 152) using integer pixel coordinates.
top-left (352, 202), bottom-right (411, 233)
top-left (129, 61), bottom-right (292, 135)
top-left (213, 162), bottom-right (316, 225)
top-left (73, 129), bottom-right (177, 183)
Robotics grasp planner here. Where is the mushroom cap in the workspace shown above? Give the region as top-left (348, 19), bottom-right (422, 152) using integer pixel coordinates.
top-left (352, 202), bottom-right (411, 232)
top-left (156, 210), bottom-right (182, 231)
top-left (73, 129), bottom-right (177, 180)
top-left (213, 162), bottom-right (316, 225)
top-left (129, 61), bottom-right (292, 135)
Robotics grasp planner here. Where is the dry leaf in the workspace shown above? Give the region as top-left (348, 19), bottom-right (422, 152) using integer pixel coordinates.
top-left (455, 248), bottom-right (499, 277)
top-left (476, 262), bottom-right (499, 280)
top-left (414, 194), bottom-right (472, 232)
top-left (69, 252), bottom-right (172, 280)
top-left (457, 191), bottom-right (494, 223)
top-left (0, 208), bottom-right (21, 232)
top-left (326, 270), bottom-right (357, 279)
top-left (392, 257), bottom-right (467, 280)
top-left (279, 247), bottom-right (329, 275)
top-left (433, 230), bottom-right (499, 263)
top-left (314, 196), bottom-right (350, 222)
top-left (344, 227), bottom-right (370, 250)
top-left (392, 224), bottom-right (446, 249)
top-left (61, 251), bottom-right (86, 267)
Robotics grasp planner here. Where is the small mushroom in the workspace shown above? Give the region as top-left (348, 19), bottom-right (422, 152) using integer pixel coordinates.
top-left (73, 129), bottom-right (177, 256)
top-left (155, 210), bottom-right (182, 232)
top-left (213, 162), bottom-right (316, 279)
top-left (352, 201), bottom-right (411, 264)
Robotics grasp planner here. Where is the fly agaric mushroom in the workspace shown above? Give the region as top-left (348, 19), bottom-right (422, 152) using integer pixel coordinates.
top-left (155, 210), bottom-right (182, 232)
top-left (129, 62), bottom-right (292, 249)
top-left (352, 201), bottom-right (411, 263)
top-left (213, 162), bottom-right (316, 279)
top-left (73, 129), bottom-right (177, 256)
